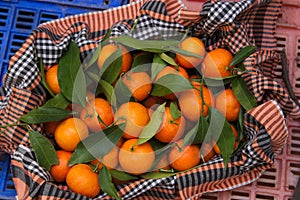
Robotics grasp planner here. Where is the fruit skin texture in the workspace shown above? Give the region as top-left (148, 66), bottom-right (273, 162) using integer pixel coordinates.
top-left (178, 89), bottom-right (208, 122)
top-left (154, 107), bottom-right (186, 143)
top-left (45, 64), bottom-right (60, 94)
top-left (175, 37), bottom-right (205, 69)
top-left (122, 71), bottom-right (152, 101)
top-left (119, 139), bottom-right (155, 175)
top-left (97, 43), bottom-right (132, 73)
top-left (54, 117), bottom-right (89, 151)
top-left (66, 164), bottom-right (100, 198)
top-left (215, 89), bottom-right (241, 122)
top-left (50, 150), bottom-right (72, 182)
top-left (80, 98), bottom-right (114, 132)
top-left (168, 139), bottom-right (200, 171)
top-left (201, 48), bottom-right (233, 78)
top-left (115, 102), bottom-right (150, 139)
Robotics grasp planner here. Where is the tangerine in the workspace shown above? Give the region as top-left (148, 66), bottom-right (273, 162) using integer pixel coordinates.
top-left (178, 89), bottom-right (208, 122)
top-left (97, 43), bottom-right (132, 73)
top-left (168, 139), bottom-right (200, 171)
top-left (45, 64), bottom-right (60, 94)
top-left (90, 146), bottom-right (119, 170)
top-left (175, 37), bottom-right (205, 69)
top-left (215, 89), bottom-right (241, 122)
top-left (66, 164), bottom-right (100, 198)
top-left (201, 48), bottom-right (233, 78)
top-left (54, 117), bottom-right (89, 151)
top-left (50, 150), bottom-right (72, 182)
top-left (122, 71), bottom-right (152, 101)
top-left (119, 139), bottom-right (155, 175)
top-left (80, 98), bottom-right (114, 132)
top-left (154, 107), bottom-right (186, 143)
top-left (114, 102), bottom-right (150, 139)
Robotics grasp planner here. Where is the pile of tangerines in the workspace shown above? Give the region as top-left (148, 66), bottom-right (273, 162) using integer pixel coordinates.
top-left (42, 36), bottom-right (244, 198)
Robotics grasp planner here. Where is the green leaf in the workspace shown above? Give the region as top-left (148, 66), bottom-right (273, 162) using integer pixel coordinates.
top-left (204, 74), bottom-right (240, 87)
top-left (141, 171), bottom-right (177, 179)
top-left (232, 76), bottom-right (257, 111)
top-left (183, 116), bottom-right (208, 147)
top-left (42, 93), bottom-right (70, 109)
top-left (150, 142), bottom-right (174, 171)
top-left (99, 166), bottom-right (120, 200)
top-left (29, 130), bottom-right (58, 171)
top-left (137, 103), bottom-right (166, 145)
top-left (111, 35), bottom-right (180, 53)
top-left (87, 45), bottom-right (102, 69)
top-left (159, 53), bottom-right (177, 66)
top-left (170, 101), bottom-right (181, 120)
top-left (20, 107), bottom-right (72, 124)
top-left (99, 80), bottom-right (115, 105)
top-left (168, 45), bottom-right (203, 59)
top-left (111, 77), bottom-right (132, 107)
top-left (39, 58), bottom-right (55, 97)
top-left (109, 170), bottom-right (138, 181)
top-left (131, 52), bottom-right (153, 69)
top-left (151, 54), bottom-right (167, 81)
top-left (230, 45), bottom-right (256, 67)
top-left (58, 42), bottom-right (86, 106)
top-left (68, 124), bottom-right (124, 165)
top-left (151, 74), bottom-right (193, 96)
top-left (205, 108), bottom-right (235, 167)
top-left (100, 48), bottom-right (123, 84)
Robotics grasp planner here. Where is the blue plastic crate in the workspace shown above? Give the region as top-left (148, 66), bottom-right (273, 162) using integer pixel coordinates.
top-left (0, 0), bottom-right (129, 198)
top-left (0, 152), bottom-right (16, 200)
top-left (0, 0), bottom-right (129, 87)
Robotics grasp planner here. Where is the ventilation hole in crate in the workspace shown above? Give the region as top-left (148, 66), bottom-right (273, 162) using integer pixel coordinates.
top-left (198, 193), bottom-right (218, 200)
top-left (256, 168), bottom-right (277, 188)
top-left (230, 191), bottom-right (250, 200)
top-left (275, 35), bottom-right (287, 51)
top-left (255, 194), bottom-right (275, 200)
top-left (5, 34), bottom-right (28, 60)
top-left (39, 13), bottom-right (60, 24)
top-left (290, 162), bottom-right (300, 176)
top-left (295, 78), bottom-right (300, 91)
top-left (15, 9), bottom-right (35, 30)
top-left (104, 0), bottom-right (110, 5)
top-left (0, 32), bottom-right (3, 45)
top-left (0, 7), bottom-right (9, 27)
top-left (291, 127), bottom-right (300, 155)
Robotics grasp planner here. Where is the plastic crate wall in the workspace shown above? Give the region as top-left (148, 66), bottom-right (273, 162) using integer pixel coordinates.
top-left (0, 0), bottom-right (129, 87)
top-left (182, 0), bottom-right (300, 199)
top-left (0, 0), bottom-right (129, 199)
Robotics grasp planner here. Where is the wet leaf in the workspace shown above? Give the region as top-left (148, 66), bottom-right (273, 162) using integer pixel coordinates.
top-left (68, 124), bottom-right (124, 165)
top-left (112, 35), bottom-right (179, 53)
top-left (170, 101), bottom-right (181, 120)
top-left (206, 108), bottom-right (235, 167)
top-left (29, 130), bottom-right (58, 171)
top-left (230, 45), bottom-right (256, 67)
top-left (58, 42), bottom-right (86, 106)
top-left (99, 166), bottom-right (120, 200)
top-left (100, 48), bottom-right (122, 84)
top-left (20, 107), bottom-right (72, 124)
top-left (151, 74), bottom-right (193, 96)
top-left (137, 103), bottom-right (166, 145)
top-left (42, 93), bottom-right (70, 109)
top-left (232, 76), bottom-right (257, 111)
top-left (109, 170), bottom-right (138, 181)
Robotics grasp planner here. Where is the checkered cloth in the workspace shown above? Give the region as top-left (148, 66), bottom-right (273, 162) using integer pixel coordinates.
top-left (1, 0), bottom-right (299, 199)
